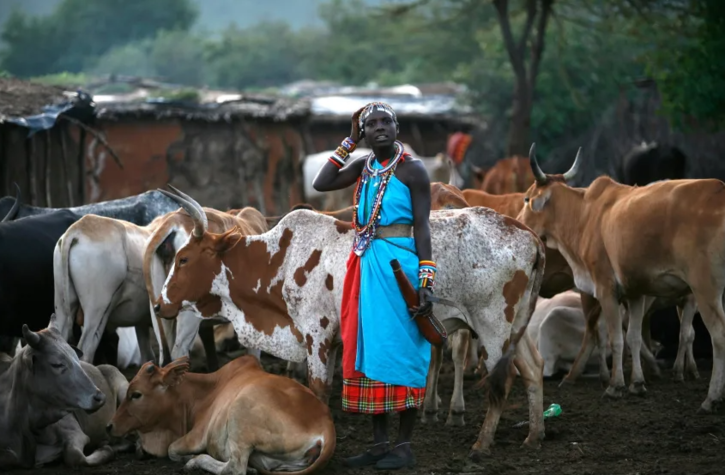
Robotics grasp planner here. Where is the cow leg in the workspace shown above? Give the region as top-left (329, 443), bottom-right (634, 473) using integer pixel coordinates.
top-left (170, 310), bottom-right (201, 363)
top-left (286, 359), bottom-right (307, 383)
top-left (198, 322), bottom-right (220, 372)
top-left (560, 296), bottom-right (600, 386)
top-left (599, 296), bottom-right (626, 398)
top-left (134, 324), bottom-right (155, 366)
top-left (513, 332), bottom-right (545, 449)
top-left (469, 361), bottom-right (517, 460)
top-left (467, 336), bottom-right (479, 375)
top-left (673, 295), bottom-right (699, 381)
top-left (421, 342), bottom-right (443, 424)
top-left (691, 285), bottom-right (725, 413)
top-left (168, 429), bottom-right (208, 465)
top-left (306, 340), bottom-right (338, 404)
top-left (53, 415), bottom-right (115, 467)
top-left (625, 296), bottom-right (648, 395)
top-left (446, 329), bottom-right (469, 426)
top-left (77, 304), bottom-right (117, 364)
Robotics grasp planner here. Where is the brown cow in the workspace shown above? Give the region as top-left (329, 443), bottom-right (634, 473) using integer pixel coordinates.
top-left (516, 144), bottom-right (722, 411)
top-left (107, 355), bottom-right (335, 474)
top-left (471, 156), bottom-right (536, 194)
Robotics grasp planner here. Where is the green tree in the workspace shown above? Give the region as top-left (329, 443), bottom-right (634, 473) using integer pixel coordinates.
top-left (0, 0), bottom-right (198, 76)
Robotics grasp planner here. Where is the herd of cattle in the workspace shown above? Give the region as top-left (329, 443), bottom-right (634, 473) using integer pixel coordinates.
top-left (0, 139), bottom-right (719, 474)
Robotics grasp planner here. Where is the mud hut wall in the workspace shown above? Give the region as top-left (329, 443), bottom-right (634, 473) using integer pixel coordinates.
top-left (0, 123), bottom-right (83, 207)
top-left (82, 118), bottom-right (306, 215)
top-left (308, 118), bottom-right (457, 157)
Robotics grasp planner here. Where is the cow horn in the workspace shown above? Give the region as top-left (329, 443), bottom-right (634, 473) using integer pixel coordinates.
top-left (562, 147), bottom-right (582, 182)
top-left (529, 143), bottom-right (547, 184)
top-left (2, 183), bottom-right (21, 223)
top-left (22, 324), bottom-right (41, 349)
top-left (157, 186), bottom-right (208, 239)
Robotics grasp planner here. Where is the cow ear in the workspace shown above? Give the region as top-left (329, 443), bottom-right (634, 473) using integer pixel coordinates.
top-left (162, 356), bottom-right (190, 387)
top-left (215, 228), bottom-right (243, 254)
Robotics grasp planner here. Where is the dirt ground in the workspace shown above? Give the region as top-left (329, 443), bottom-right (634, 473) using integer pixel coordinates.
top-left (6, 352), bottom-right (723, 475)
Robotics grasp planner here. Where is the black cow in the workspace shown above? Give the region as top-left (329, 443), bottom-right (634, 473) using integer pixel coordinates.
top-left (0, 210), bottom-right (80, 347)
top-left (0, 189), bottom-right (180, 227)
top-left (617, 142), bottom-right (687, 186)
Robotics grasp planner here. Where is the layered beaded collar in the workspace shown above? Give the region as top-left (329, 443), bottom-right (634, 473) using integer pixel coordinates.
top-left (351, 141), bottom-right (406, 256)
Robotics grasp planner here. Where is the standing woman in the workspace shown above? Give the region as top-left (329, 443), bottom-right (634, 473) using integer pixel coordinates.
top-left (312, 103), bottom-right (435, 470)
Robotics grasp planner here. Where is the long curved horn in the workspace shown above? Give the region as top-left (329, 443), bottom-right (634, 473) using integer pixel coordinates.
top-left (529, 143), bottom-right (547, 184)
top-left (167, 185), bottom-right (209, 238)
top-left (2, 183), bottom-right (21, 223)
top-left (562, 147), bottom-right (582, 182)
top-left (157, 187), bottom-right (208, 238)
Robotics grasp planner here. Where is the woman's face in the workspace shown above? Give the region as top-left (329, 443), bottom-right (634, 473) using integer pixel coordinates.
top-left (363, 110), bottom-right (398, 148)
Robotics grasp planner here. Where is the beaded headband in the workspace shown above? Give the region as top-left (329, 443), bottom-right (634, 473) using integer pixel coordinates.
top-left (359, 101), bottom-right (398, 130)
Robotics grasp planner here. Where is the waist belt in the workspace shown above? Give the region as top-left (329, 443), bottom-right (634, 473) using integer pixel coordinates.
top-left (375, 224), bottom-right (413, 239)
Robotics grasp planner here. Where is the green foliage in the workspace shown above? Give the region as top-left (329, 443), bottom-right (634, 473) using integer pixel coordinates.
top-left (27, 71), bottom-right (89, 88)
top-left (643, 0), bottom-right (725, 130)
top-left (0, 0), bottom-right (197, 76)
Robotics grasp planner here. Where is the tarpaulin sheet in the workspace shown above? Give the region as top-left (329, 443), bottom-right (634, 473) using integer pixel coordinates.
top-left (3, 91), bottom-right (95, 138)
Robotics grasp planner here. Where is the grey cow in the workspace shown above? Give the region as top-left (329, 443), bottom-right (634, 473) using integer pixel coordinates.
top-left (0, 314), bottom-right (130, 469)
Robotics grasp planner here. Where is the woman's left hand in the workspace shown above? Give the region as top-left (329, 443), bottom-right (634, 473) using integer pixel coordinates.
top-left (408, 288), bottom-right (433, 314)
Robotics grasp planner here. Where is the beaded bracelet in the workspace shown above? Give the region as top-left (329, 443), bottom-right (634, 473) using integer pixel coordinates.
top-left (419, 260), bottom-right (437, 290)
top-left (329, 137), bottom-right (358, 169)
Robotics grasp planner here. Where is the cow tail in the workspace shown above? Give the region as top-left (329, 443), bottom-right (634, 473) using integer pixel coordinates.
top-left (55, 229), bottom-right (78, 339)
top-left (478, 234), bottom-right (546, 409)
top-left (142, 222), bottom-right (175, 365)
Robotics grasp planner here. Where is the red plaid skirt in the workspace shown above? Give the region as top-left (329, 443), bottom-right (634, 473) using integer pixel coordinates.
top-left (342, 377), bottom-right (426, 414)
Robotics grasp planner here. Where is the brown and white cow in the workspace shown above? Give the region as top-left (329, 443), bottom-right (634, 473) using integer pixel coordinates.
top-left (152, 187), bottom-right (548, 457)
top-left (107, 355), bottom-right (335, 475)
top-left (517, 144), bottom-right (725, 411)
top-left (142, 188), bottom-right (268, 369)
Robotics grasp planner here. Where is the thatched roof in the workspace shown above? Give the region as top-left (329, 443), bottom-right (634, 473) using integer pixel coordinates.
top-left (0, 78), bottom-right (71, 121)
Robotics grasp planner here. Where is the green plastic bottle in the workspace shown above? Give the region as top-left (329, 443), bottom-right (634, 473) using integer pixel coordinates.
top-left (512, 403), bottom-right (562, 428)
top-left (543, 403), bottom-right (562, 419)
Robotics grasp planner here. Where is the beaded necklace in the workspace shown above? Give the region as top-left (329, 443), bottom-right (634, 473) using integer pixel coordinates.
top-left (351, 141), bottom-right (405, 256)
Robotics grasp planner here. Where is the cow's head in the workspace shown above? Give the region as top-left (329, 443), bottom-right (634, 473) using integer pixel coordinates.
top-left (153, 186), bottom-right (243, 319)
top-left (516, 143), bottom-right (582, 242)
top-left (21, 313), bottom-right (105, 413)
top-left (107, 357), bottom-right (190, 437)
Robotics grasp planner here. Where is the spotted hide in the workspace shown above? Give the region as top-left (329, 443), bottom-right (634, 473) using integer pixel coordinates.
top-left (155, 193), bottom-right (548, 458)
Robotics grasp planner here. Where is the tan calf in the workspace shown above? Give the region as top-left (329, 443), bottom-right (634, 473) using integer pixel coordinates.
top-left (108, 355), bottom-right (335, 475)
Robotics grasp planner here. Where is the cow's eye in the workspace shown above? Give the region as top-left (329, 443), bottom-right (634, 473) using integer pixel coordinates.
top-left (524, 197), bottom-right (530, 203)
top-left (51, 362), bottom-right (64, 369)
top-left (179, 257), bottom-right (188, 266)
top-left (131, 391), bottom-right (142, 400)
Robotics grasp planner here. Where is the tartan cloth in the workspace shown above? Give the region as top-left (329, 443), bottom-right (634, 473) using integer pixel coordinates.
top-left (342, 376), bottom-right (426, 414)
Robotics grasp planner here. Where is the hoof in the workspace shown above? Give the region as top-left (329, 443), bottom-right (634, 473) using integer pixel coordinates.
top-left (522, 435), bottom-right (543, 450)
top-left (673, 371), bottom-right (685, 383)
top-left (628, 381), bottom-right (647, 396)
top-left (603, 385), bottom-right (625, 399)
top-left (467, 448), bottom-right (490, 463)
top-left (421, 410), bottom-right (439, 424)
top-left (446, 411), bottom-right (465, 427)
top-left (698, 399), bottom-right (720, 414)
top-left (689, 370), bottom-right (701, 381)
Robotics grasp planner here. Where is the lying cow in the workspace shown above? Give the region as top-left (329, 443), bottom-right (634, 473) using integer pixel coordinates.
top-left (527, 291), bottom-right (609, 378)
top-left (0, 315), bottom-right (129, 469)
top-left (108, 355), bottom-right (336, 474)
top-left (152, 187), bottom-right (548, 458)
